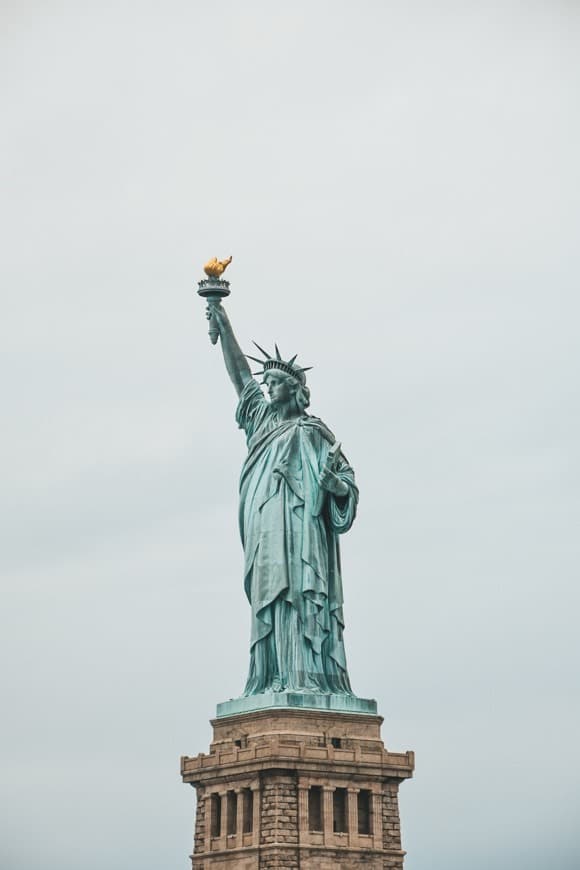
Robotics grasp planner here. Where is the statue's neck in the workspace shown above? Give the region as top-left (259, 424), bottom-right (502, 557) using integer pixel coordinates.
top-left (275, 401), bottom-right (302, 422)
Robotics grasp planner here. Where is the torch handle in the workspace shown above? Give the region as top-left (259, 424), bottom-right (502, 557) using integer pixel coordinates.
top-left (197, 280), bottom-right (230, 345)
top-left (207, 298), bottom-right (220, 345)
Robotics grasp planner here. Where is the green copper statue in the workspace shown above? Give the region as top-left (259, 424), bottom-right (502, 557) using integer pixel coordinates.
top-left (206, 298), bottom-right (358, 698)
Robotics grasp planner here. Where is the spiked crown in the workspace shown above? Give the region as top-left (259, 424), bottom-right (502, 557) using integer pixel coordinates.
top-left (246, 342), bottom-right (312, 385)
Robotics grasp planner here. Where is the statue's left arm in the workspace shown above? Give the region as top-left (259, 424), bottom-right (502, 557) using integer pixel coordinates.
top-left (320, 454), bottom-right (358, 534)
top-left (319, 455), bottom-right (349, 499)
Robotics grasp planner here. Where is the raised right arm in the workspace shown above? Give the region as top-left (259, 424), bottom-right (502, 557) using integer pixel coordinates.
top-left (207, 302), bottom-right (252, 397)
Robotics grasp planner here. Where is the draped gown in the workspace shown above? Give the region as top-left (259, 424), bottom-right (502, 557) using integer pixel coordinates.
top-left (236, 379), bottom-right (358, 696)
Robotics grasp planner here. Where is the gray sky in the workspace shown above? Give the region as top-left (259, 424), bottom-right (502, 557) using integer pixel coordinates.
top-left (1, 2), bottom-right (579, 868)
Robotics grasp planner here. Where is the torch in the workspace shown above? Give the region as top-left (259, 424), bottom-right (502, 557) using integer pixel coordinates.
top-left (197, 256), bottom-right (232, 345)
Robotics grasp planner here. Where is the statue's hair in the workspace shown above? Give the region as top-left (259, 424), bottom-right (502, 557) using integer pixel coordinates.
top-left (267, 371), bottom-right (311, 411)
top-left (293, 380), bottom-right (311, 412)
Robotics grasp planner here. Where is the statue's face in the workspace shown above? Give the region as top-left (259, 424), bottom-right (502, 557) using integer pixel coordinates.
top-left (265, 372), bottom-right (294, 407)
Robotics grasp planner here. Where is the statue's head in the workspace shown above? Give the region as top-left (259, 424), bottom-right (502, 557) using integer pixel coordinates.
top-left (246, 343), bottom-right (312, 412)
top-left (264, 370), bottom-right (310, 412)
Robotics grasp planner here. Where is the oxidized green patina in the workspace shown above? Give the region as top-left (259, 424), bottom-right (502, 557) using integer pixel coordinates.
top-left (205, 297), bottom-right (374, 715)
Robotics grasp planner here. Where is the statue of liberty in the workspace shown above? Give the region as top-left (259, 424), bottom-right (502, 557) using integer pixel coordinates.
top-left (207, 300), bottom-right (358, 698)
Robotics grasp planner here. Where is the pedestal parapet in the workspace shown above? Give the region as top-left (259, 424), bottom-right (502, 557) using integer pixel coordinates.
top-left (181, 707), bottom-right (414, 870)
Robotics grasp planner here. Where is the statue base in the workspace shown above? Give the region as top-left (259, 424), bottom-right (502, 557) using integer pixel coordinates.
top-left (216, 692), bottom-right (377, 718)
top-left (182, 706), bottom-right (414, 869)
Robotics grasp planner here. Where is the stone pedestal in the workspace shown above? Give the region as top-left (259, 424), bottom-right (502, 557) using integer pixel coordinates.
top-left (181, 707), bottom-right (414, 870)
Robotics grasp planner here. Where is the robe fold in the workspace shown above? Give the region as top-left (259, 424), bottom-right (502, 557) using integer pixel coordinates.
top-left (236, 379), bottom-right (358, 696)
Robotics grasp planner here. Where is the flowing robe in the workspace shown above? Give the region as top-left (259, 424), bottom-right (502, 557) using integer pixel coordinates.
top-left (236, 379), bottom-right (358, 696)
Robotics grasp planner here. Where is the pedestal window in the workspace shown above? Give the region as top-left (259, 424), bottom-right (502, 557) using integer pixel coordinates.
top-left (242, 787), bottom-right (253, 833)
top-left (226, 791), bottom-right (237, 835)
top-left (210, 794), bottom-right (221, 838)
top-left (357, 789), bottom-right (372, 835)
top-left (333, 787), bottom-right (348, 833)
top-left (308, 785), bottom-right (323, 831)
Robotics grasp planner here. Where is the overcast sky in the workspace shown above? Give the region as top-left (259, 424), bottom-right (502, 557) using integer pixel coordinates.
top-left (1, 2), bottom-right (579, 869)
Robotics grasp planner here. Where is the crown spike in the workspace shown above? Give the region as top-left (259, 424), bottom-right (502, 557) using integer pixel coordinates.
top-left (297, 366), bottom-right (313, 373)
top-left (245, 354), bottom-right (267, 364)
top-left (287, 354), bottom-right (298, 366)
top-left (252, 341), bottom-right (271, 359)
top-left (274, 344), bottom-right (282, 360)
